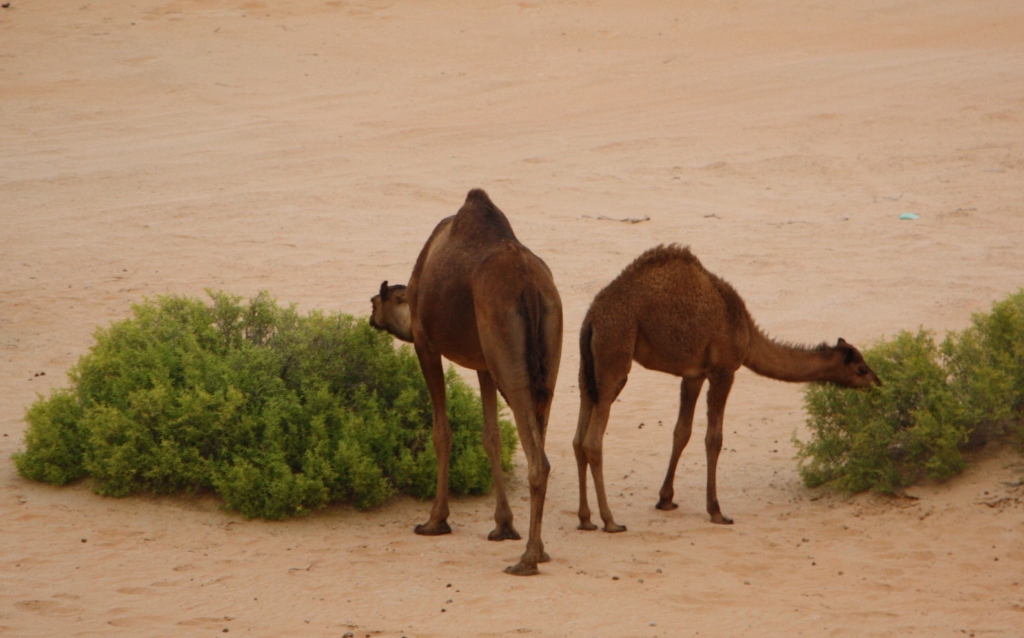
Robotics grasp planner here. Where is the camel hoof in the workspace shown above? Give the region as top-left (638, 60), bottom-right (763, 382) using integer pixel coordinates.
top-left (504, 561), bottom-right (540, 576)
top-left (577, 520), bottom-right (598, 531)
top-left (655, 500), bottom-right (678, 511)
top-left (539, 551), bottom-right (551, 563)
top-left (710, 514), bottom-right (734, 525)
top-left (414, 520), bottom-right (452, 536)
top-left (603, 523), bottom-right (627, 533)
top-left (487, 523), bottom-right (521, 541)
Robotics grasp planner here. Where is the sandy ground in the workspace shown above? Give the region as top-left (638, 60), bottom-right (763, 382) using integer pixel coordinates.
top-left (3, 0), bottom-right (1024, 635)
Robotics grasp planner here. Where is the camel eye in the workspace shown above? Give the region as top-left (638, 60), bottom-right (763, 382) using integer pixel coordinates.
top-left (858, 365), bottom-right (868, 375)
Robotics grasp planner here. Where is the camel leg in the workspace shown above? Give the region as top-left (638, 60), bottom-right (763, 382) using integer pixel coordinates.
top-left (477, 370), bottom-right (520, 541)
top-left (582, 400), bottom-right (627, 533)
top-left (656, 375), bottom-right (705, 511)
top-left (572, 389), bottom-right (598, 530)
top-left (413, 343), bottom-right (452, 536)
top-left (503, 395), bottom-right (551, 575)
top-left (704, 370), bottom-right (734, 525)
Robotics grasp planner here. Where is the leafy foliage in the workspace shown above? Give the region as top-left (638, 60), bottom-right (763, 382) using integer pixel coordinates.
top-left (797, 290), bottom-right (1024, 493)
top-left (14, 292), bottom-right (517, 519)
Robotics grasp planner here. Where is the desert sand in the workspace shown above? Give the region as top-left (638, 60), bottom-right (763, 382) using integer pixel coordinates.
top-left (2, 0), bottom-right (1024, 636)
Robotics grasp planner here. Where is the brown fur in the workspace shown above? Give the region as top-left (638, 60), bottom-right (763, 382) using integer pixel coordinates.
top-left (573, 244), bottom-right (879, 532)
top-left (370, 189), bottom-right (563, 575)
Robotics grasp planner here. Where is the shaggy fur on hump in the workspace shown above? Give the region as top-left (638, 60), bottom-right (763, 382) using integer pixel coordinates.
top-left (622, 243), bottom-right (833, 354)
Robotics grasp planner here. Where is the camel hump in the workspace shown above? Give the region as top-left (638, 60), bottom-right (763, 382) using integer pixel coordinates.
top-left (451, 188), bottom-right (518, 242)
top-left (465, 188), bottom-right (494, 207)
top-left (623, 243), bottom-right (701, 276)
top-left (592, 243), bottom-right (708, 310)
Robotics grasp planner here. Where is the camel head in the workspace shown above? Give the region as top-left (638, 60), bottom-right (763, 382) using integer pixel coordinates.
top-left (370, 280), bottom-right (413, 342)
top-left (830, 338), bottom-right (881, 388)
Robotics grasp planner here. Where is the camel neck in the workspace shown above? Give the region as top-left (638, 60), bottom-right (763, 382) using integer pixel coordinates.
top-left (743, 325), bottom-right (837, 383)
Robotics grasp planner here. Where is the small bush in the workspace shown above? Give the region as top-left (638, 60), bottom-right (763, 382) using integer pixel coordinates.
top-left (796, 290), bottom-right (1024, 494)
top-left (14, 292), bottom-right (517, 519)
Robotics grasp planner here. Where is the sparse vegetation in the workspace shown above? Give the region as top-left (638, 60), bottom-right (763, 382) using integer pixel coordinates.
top-left (14, 292), bottom-right (517, 519)
top-left (796, 290), bottom-right (1024, 493)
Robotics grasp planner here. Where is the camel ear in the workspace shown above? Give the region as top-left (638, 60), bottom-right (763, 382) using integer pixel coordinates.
top-left (380, 281), bottom-right (389, 301)
top-left (837, 337), bottom-right (848, 346)
top-left (837, 341), bottom-right (858, 365)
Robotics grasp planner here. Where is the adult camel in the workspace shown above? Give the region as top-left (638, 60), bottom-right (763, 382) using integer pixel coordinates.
top-left (574, 244), bottom-right (879, 533)
top-left (370, 189), bottom-right (562, 575)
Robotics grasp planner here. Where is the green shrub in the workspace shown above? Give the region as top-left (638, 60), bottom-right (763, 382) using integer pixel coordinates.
top-left (14, 292), bottom-right (517, 519)
top-left (796, 289), bottom-right (1024, 494)
top-left (951, 289), bottom-right (1024, 423)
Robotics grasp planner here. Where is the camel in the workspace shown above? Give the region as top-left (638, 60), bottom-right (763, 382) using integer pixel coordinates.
top-left (370, 188), bottom-right (562, 576)
top-left (573, 244), bottom-right (880, 532)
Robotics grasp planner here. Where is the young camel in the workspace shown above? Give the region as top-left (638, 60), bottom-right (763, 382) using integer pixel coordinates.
top-left (370, 189), bottom-right (562, 576)
top-left (574, 244), bottom-right (880, 533)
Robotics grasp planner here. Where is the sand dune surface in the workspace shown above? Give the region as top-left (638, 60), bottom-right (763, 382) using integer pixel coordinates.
top-left (2, 1), bottom-right (1023, 636)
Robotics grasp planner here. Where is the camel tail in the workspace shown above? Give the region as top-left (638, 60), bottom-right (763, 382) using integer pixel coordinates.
top-left (579, 318), bottom-right (599, 405)
top-left (520, 288), bottom-right (551, 433)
